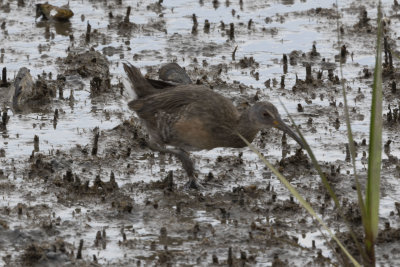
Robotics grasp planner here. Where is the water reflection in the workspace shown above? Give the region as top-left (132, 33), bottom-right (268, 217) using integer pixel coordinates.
top-left (281, 0), bottom-right (295, 5)
top-left (36, 21), bottom-right (73, 37)
top-left (212, 0), bottom-right (220, 9)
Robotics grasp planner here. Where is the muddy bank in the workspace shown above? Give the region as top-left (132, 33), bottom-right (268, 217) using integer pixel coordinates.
top-left (1, 0), bottom-right (400, 266)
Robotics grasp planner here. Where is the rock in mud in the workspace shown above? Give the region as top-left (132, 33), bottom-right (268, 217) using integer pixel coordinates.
top-left (6, 68), bottom-right (59, 112)
top-left (36, 3), bottom-right (74, 21)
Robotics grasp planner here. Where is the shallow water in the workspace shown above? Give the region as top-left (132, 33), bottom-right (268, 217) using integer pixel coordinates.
top-left (1, 0), bottom-right (400, 266)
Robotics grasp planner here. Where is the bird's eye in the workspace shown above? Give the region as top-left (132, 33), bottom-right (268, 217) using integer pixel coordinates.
top-left (263, 112), bottom-right (269, 117)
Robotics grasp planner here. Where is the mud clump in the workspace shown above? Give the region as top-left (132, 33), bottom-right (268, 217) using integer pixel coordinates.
top-left (64, 50), bottom-right (110, 95)
top-left (355, 8), bottom-right (370, 28)
top-left (279, 149), bottom-right (310, 175)
top-left (21, 239), bottom-right (72, 266)
top-left (292, 65), bottom-right (325, 92)
top-left (288, 50), bottom-right (303, 66)
top-left (111, 119), bottom-right (148, 149)
top-left (338, 208), bottom-right (400, 255)
top-left (111, 196), bottom-right (134, 213)
top-left (333, 230), bottom-right (364, 265)
top-left (0, 2), bottom-right (11, 13)
top-left (92, 173), bottom-right (119, 193)
top-left (382, 37), bottom-right (394, 77)
top-left (146, 1), bottom-right (165, 14)
top-left (6, 67), bottom-right (63, 112)
top-left (108, 6), bottom-right (139, 36)
top-left (306, 8), bottom-right (338, 19)
top-left (64, 50), bottom-right (109, 77)
top-left (108, 6), bottom-right (166, 36)
top-left (353, 7), bottom-right (373, 33)
top-left (1, 67), bottom-right (10, 87)
top-left (102, 46), bottom-right (124, 57)
top-left (385, 104), bottom-right (400, 126)
top-left (29, 76), bottom-right (58, 103)
top-left (117, 19), bottom-right (139, 35)
top-left (343, 202), bottom-right (362, 225)
top-left (157, 250), bottom-right (173, 266)
top-left (378, 225), bottom-right (400, 243)
top-left (149, 170), bottom-right (174, 191)
top-left (237, 56), bottom-right (259, 69)
top-left (1, 109), bottom-right (9, 130)
top-left (21, 244), bottom-right (45, 266)
top-left (309, 44), bottom-right (320, 58)
top-left (28, 154), bottom-right (55, 181)
top-left (232, 184), bottom-right (262, 199)
top-left (271, 254), bottom-right (288, 267)
top-left (90, 76), bottom-right (111, 96)
top-left (54, 171), bottom-right (119, 197)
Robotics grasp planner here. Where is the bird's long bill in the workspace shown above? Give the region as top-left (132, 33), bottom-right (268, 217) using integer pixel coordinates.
top-left (274, 118), bottom-right (306, 149)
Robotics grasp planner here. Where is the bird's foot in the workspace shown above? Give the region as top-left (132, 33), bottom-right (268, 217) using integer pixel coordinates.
top-left (184, 177), bottom-right (205, 190)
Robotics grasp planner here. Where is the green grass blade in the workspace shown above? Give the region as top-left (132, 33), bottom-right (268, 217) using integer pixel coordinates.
top-left (238, 133), bottom-right (361, 267)
top-left (365, 1), bottom-right (383, 258)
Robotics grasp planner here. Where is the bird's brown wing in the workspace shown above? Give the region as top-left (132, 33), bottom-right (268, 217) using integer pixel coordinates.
top-left (129, 85), bottom-right (213, 117)
top-left (130, 85), bottom-right (240, 150)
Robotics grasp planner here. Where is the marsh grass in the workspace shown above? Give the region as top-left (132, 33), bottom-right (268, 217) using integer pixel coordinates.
top-left (238, 133), bottom-right (361, 267)
top-left (335, 1), bottom-right (383, 265)
top-left (240, 1), bottom-right (384, 265)
top-left (364, 2), bottom-right (383, 264)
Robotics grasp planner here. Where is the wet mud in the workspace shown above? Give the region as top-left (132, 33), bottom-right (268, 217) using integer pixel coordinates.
top-left (1, 0), bottom-right (400, 266)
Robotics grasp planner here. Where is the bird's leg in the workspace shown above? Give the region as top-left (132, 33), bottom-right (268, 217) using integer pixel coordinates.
top-left (147, 142), bottom-right (204, 190)
top-left (174, 149), bottom-right (204, 190)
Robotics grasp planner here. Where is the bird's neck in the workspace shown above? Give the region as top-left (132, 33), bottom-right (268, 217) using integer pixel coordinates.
top-left (233, 110), bottom-right (260, 147)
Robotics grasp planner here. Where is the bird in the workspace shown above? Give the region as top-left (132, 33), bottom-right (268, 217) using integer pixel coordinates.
top-left (123, 63), bottom-right (305, 189)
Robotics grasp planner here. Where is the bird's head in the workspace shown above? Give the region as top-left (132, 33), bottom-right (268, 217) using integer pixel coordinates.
top-left (249, 102), bottom-right (305, 149)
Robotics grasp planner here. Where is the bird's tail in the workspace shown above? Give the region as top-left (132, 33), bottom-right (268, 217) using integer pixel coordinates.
top-left (123, 63), bottom-right (157, 98)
